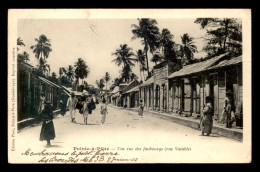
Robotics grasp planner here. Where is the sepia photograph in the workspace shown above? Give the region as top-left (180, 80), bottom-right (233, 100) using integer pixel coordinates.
top-left (8, 9), bottom-right (251, 163)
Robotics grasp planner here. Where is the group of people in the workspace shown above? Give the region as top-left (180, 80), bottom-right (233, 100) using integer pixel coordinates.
top-left (37, 88), bottom-right (242, 146)
top-left (66, 92), bottom-right (108, 125)
top-left (38, 91), bottom-right (108, 147)
top-left (200, 90), bottom-right (242, 136)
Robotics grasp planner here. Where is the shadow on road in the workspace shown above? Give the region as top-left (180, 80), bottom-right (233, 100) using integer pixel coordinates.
top-left (45, 144), bottom-right (62, 148)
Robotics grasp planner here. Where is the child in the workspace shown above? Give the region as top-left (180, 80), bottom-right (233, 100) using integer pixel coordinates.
top-left (100, 96), bottom-right (108, 124)
top-left (139, 99), bottom-right (144, 116)
top-left (39, 101), bottom-right (56, 147)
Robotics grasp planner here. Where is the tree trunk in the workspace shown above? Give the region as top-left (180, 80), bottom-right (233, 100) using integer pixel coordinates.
top-left (223, 20), bottom-right (229, 52)
top-left (144, 40), bottom-right (150, 76)
top-left (145, 50), bottom-right (150, 77)
top-left (139, 62), bottom-right (142, 81)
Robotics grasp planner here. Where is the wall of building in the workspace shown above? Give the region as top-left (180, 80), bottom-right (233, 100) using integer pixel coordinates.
top-left (153, 65), bottom-right (169, 112)
top-left (169, 63), bottom-right (242, 121)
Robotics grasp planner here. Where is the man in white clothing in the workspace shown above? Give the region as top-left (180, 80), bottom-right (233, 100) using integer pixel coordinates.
top-left (67, 92), bottom-right (78, 122)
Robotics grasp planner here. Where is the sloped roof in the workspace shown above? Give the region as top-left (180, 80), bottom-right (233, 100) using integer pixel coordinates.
top-left (140, 76), bottom-right (154, 87)
top-left (61, 86), bottom-right (71, 96)
top-left (168, 53), bottom-right (228, 79)
top-left (111, 92), bottom-right (120, 98)
top-left (39, 76), bottom-right (61, 88)
top-left (121, 79), bottom-right (138, 93)
top-left (205, 56), bottom-right (242, 71)
top-left (125, 85), bottom-right (140, 94)
top-left (111, 86), bottom-right (120, 94)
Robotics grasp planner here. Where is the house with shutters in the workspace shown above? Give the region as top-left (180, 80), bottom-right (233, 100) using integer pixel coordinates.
top-left (121, 79), bottom-right (140, 108)
top-left (139, 61), bottom-right (180, 112)
top-left (168, 53), bottom-right (242, 123)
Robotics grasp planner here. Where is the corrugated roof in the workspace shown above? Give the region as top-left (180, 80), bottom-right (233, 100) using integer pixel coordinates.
top-left (140, 76), bottom-right (154, 87)
top-left (124, 85), bottom-right (140, 94)
top-left (39, 76), bottom-right (61, 88)
top-left (168, 53), bottom-right (228, 79)
top-left (205, 56), bottom-right (242, 71)
top-left (121, 80), bottom-right (136, 92)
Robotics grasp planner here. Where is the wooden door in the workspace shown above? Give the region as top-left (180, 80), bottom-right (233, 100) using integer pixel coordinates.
top-left (184, 79), bottom-right (192, 112)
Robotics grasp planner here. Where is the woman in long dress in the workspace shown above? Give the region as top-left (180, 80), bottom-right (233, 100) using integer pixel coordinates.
top-left (60, 93), bottom-right (67, 116)
top-left (224, 91), bottom-right (233, 128)
top-left (138, 99), bottom-right (144, 116)
top-left (100, 96), bottom-right (108, 124)
top-left (39, 101), bottom-right (56, 146)
top-left (201, 96), bottom-right (214, 136)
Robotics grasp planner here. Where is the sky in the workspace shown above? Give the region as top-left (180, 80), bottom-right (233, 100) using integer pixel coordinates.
top-left (18, 19), bottom-right (207, 88)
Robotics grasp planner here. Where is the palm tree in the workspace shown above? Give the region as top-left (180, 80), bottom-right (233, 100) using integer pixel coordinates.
top-left (131, 18), bottom-right (160, 76)
top-left (96, 79), bottom-right (105, 91)
top-left (18, 51), bottom-right (30, 63)
top-left (37, 58), bottom-right (50, 76)
top-left (30, 35), bottom-right (52, 61)
top-left (59, 67), bottom-right (63, 78)
top-left (17, 37), bottom-right (25, 51)
top-left (130, 73), bottom-right (138, 81)
top-left (112, 44), bottom-right (136, 68)
top-left (120, 64), bottom-right (132, 82)
top-left (74, 58), bottom-right (90, 90)
top-left (104, 72), bottom-right (111, 90)
top-left (151, 52), bottom-right (163, 66)
top-left (59, 67), bottom-right (67, 78)
top-left (159, 28), bottom-right (178, 63)
top-left (134, 49), bottom-right (146, 81)
top-left (178, 33), bottom-right (198, 64)
top-left (51, 72), bottom-right (57, 78)
top-left (66, 65), bottom-right (74, 83)
top-left (160, 28), bottom-right (174, 55)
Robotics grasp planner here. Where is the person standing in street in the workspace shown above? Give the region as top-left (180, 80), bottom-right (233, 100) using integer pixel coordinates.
top-left (88, 94), bottom-right (96, 114)
top-left (39, 101), bottom-right (56, 147)
top-left (201, 96), bottom-right (214, 136)
top-left (100, 95), bottom-right (108, 124)
top-left (60, 92), bottom-right (67, 116)
top-left (67, 92), bottom-right (78, 123)
top-left (224, 90), bottom-right (233, 128)
top-left (138, 99), bottom-right (144, 116)
top-left (38, 93), bottom-right (45, 114)
top-left (81, 95), bottom-right (89, 125)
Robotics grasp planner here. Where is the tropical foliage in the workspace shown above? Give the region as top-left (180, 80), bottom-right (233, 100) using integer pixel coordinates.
top-left (178, 33), bottom-right (198, 64)
top-left (18, 51), bottom-right (30, 63)
top-left (134, 49), bottom-right (146, 81)
top-left (195, 18), bottom-right (242, 57)
top-left (66, 65), bottom-right (74, 83)
top-left (151, 52), bottom-right (163, 66)
top-left (96, 79), bottom-right (105, 90)
top-left (104, 72), bottom-right (111, 90)
top-left (59, 67), bottom-right (67, 78)
top-left (74, 58), bottom-right (90, 88)
top-left (112, 44), bottom-right (136, 67)
top-left (17, 37), bottom-right (25, 51)
top-left (36, 58), bottom-right (50, 76)
top-left (131, 18), bottom-right (160, 76)
top-left (30, 35), bottom-right (52, 60)
top-left (159, 29), bottom-right (178, 63)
